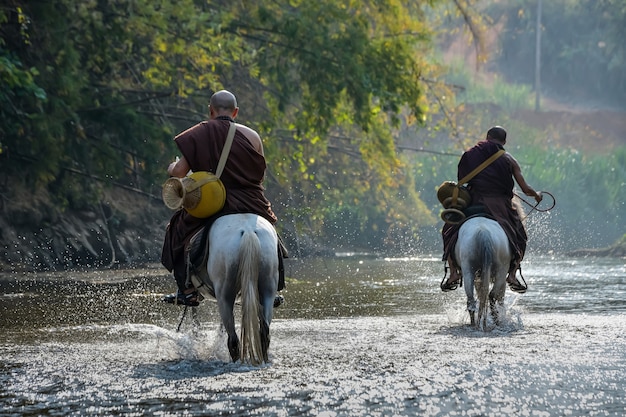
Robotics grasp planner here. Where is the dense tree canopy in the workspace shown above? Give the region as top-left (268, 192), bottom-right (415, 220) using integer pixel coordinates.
top-left (1, 0), bottom-right (450, 249)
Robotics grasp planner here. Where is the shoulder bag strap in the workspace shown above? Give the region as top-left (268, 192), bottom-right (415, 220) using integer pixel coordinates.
top-left (447, 149), bottom-right (506, 208)
top-left (215, 122), bottom-right (237, 179)
top-left (458, 149), bottom-right (506, 185)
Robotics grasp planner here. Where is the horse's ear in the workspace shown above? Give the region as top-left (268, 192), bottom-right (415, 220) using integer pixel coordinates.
top-left (441, 208), bottom-right (466, 225)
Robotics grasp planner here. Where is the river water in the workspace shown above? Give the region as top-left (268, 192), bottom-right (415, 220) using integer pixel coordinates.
top-left (1, 255), bottom-right (625, 416)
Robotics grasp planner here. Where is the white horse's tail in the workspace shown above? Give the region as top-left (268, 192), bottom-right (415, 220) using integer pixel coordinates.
top-left (238, 230), bottom-right (264, 365)
top-left (476, 229), bottom-right (493, 329)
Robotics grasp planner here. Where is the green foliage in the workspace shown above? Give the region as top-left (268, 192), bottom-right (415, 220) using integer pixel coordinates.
top-left (219, 0), bottom-right (446, 247)
top-left (1, 1), bottom-right (176, 197)
top-left (0, 51), bottom-right (47, 157)
top-left (445, 58), bottom-right (533, 111)
top-left (250, 0), bottom-right (428, 134)
top-left (523, 145), bottom-right (625, 218)
top-left (487, 121), bottom-right (625, 249)
top-left (1, 0), bottom-right (449, 251)
top-left (489, 0), bottom-right (626, 107)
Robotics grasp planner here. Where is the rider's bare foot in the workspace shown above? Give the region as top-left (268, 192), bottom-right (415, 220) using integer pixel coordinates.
top-left (441, 267), bottom-right (461, 292)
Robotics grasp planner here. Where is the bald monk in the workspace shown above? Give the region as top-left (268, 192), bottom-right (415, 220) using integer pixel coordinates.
top-left (161, 90), bottom-right (286, 306)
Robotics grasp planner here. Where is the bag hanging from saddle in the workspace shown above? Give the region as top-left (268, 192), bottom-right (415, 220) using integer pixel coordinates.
top-left (437, 149), bottom-right (505, 225)
top-left (161, 122), bottom-right (237, 218)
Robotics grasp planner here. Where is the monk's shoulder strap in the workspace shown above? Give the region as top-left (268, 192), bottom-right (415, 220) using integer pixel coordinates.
top-left (458, 149), bottom-right (506, 185)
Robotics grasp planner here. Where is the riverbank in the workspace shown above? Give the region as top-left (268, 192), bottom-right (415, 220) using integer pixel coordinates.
top-left (0, 188), bottom-right (168, 272)
top-left (566, 235), bottom-right (626, 258)
top-left (1, 183), bottom-right (624, 273)
top-left (0, 186), bottom-right (329, 272)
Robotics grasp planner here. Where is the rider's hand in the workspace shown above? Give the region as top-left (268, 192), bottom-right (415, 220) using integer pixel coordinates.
top-left (534, 192), bottom-right (543, 204)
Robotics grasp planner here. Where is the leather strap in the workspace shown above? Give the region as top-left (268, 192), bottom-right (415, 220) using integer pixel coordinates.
top-left (446, 149), bottom-right (505, 209)
top-left (215, 122), bottom-right (237, 179)
top-left (458, 149), bottom-right (505, 185)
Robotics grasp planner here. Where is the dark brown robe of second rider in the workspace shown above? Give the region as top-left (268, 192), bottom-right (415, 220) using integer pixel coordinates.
top-left (440, 126), bottom-right (543, 293)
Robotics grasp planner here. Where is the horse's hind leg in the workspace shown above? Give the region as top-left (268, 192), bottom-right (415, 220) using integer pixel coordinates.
top-left (227, 333), bottom-right (240, 362)
top-left (259, 286), bottom-right (276, 362)
top-left (489, 297), bottom-right (502, 325)
top-left (463, 270), bottom-right (478, 327)
top-left (489, 282), bottom-right (506, 325)
top-left (260, 316), bottom-right (270, 363)
top-left (217, 297), bottom-right (240, 362)
top-left (257, 299), bottom-right (272, 363)
top-left (489, 271), bottom-right (508, 326)
top-left (475, 269), bottom-right (491, 330)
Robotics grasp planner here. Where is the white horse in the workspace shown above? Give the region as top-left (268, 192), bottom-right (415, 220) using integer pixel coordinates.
top-left (192, 213), bottom-right (279, 365)
top-left (455, 216), bottom-right (511, 329)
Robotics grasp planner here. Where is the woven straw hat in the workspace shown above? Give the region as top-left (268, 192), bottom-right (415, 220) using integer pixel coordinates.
top-left (437, 181), bottom-right (471, 210)
top-left (162, 171), bottom-right (226, 218)
top-left (437, 181), bottom-right (472, 225)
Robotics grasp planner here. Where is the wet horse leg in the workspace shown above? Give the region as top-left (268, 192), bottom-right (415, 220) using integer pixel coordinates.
top-left (217, 297), bottom-right (240, 362)
top-left (463, 269), bottom-right (478, 327)
top-left (489, 267), bottom-right (508, 326)
top-left (259, 284), bottom-right (276, 363)
top-left (489, 297), bottom-right (501, 325)
top-left (260, 317), bottom-right (270, 363)
top-left (227, 332), bottom-right (240, 362)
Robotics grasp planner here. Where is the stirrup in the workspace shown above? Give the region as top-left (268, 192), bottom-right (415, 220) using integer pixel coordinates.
top-left (507, 266), bottom-right (528, 294)
top-left (162, 290), bottom-right (200, 307)
top-left (273, 294), bottom-right (285, 308)
top-left (440, 266), bottom-right (460, 292)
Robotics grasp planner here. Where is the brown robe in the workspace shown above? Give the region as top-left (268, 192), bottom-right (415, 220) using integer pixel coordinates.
top-left (161, 117), bottom-right (277, 291)
top-left (442, 140), bottom-right (528, 267)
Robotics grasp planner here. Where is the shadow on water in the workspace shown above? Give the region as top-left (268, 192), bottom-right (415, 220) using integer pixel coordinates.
top-left (134, 359), bottom-right (263, 380)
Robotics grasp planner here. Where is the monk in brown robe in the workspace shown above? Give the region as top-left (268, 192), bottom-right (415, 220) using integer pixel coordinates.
top-left (440, 126), bottom-right (542, 293)
top-left (161, 90), bottom-right (284, 306)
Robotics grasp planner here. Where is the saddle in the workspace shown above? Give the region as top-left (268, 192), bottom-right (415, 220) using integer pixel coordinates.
top-left (185, 226), bottom-right (215, 299)
top-left (462, 205), bottom-right (491, 220)
top-left (184, 222), bottom-right (288, 297)
top-left (447, 206), bottom-right (496, 266)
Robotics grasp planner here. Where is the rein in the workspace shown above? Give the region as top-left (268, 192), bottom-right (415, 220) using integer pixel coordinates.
top-left (177, 306), bottom-right (188, 332)
top-left (515, 190), bottom-right (556, 221)
top-left (176, 305), bottom-right (200, 332)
